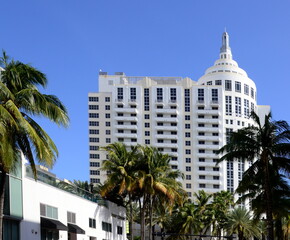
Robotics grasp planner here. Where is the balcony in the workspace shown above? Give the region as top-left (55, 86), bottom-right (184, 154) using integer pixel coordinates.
top-left (197, 161), bottom-right (217, 167)
top-left (115, 133), bottom-right (137, 138)
top-left (196, 153), bottom-right (219, 159)
top-left (155, 99), bottom-right (165, 105)
top-left (196, 135), bottom-right (221, 141)
top-left (115, 108), bottom-right (138, 113)
top-left (155, 134), bottom-right (178, 140)
top-left (123, 142), bottom-right (138, 147)
top-left (196, 127), bottom-right (222, 132)
top-left (155, 126), bottom-right (178, 131)
top-left (198, 179), bottom-right (222, 185)
top-left (168, 99), bottom-right (178, 106)
top-left (196, 118), bottom-right (220, 124)
top-left (210, 100), bottom-right (219, 106)
top-left (115, 99), bottom-right (125, 105)
top-left (197, 144), bottom-right (220, 150)
top-left (196, 109), bottom-right (220, 115)
top-left (115, 125), bottom-right (138, 130)
top-left (156, 117), bottom-right (178, 123)
top-left (155, 142), bottom-right (178, 148)
top-left (128, 99), bottom-right (138, 105)
top-left (115, 116), bottom-right (138, 121)
top-left (155, 108), bottom-right (178, 114)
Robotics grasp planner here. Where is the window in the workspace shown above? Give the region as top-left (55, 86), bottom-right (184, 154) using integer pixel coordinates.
top-left (199, 175), bottom-right (205, 179)
top-left (118, 130), bottom-right (124, 133)
top-left (89, 121), bottom-right (99, 126)
top-left (171, 131), bottom-right (177, 135)
top-left (105, 105), bottom-right (110, 110)
top-left (214, 185), bottom-right (220, 189)
top-left (215, 80), bottom-right (222, 85)
top-left (158, 139), bottom-right (164, 143)
top-left (105, 113), bottom-right (110, 118)
top-left (105, 97), bottom-right (110, 102)
top-left (170, 88), bottom-right (177, 102)
top-left (106, 130), bottom-right (111, 135)
top-left (244, 99), bottom-right (250, 118)
top-left (199, 158), bottom-right (205, 162)
top-left (171, 165), bottom-right (178, 169)
top-left (90, 162), bottom-right (100, 167)
top-left (117, 104), bottom-right (123, 108)
top-left (198, 132), bottom-right (205, 136)
top-left (157, 122), bottom-right (163, 126)
top-left (212, 115), bottom-right (219, 119)
top-left (212, 124), bottom-right (219, 128)
top-left (185, 132), bottom-right (191, 137)
top-left (90, 178), bottom-right (100, 184)
top-left (90, 170), bottom-right (100, 175)
top-left (89, 138), bottom-right (99, 143)
top-left (212, 132), bottom-right (219, 136)
top-left (171, 148), bottom-right (178, 152)
top-left (117, 88), bottom-right (123, 100)
top-left (118, 121), bottom-right (124, 125)
top-left (171, 114), bottom-right (177, 118)
top-left (213, 167), bottom-right (220, 171)
top-left (184, 89), bottom-right (190, 112)
top-left (89, 218), bottom-right (96, 228)
top-left (145, 114), bottom-right (150, 119)
top-left (185, 115), bottom-right (190, 120)
top-left (186, 175), bottom-right (191, 180)
top-left (251, 87), bottom-right (254, 98)
top-left (199, 167), bottom-right (205, 171)
top-left (199, 184), bottom-right (206, 188)
top-left (130, 88), bottom-right (136, 100)
top-left (105, 122), bottom-right (110, 127)
top-left (40, 204), bottom-right (58, 219)
top-left (185, 141), bottom-right (191, 146)
top-left (131, 138), bottom-right (137, 142)
top-left (144, 88), bottom-right (150, 111)
top-left (186, 166), bottom-right (191, 171)
top-left (171, 157), bottom-right (177, 161)
top-left (89, 129), bottom-right (99, 134)
top-left (102, 222), bottom-right (112, 232)
top-left (106, 138), bottom-right (111, 143)
top-left (145, 131), bottom-right (150, 136)
top-left (235, 81), bottom-right (241, 93)
top-left (198, 141), bottom-right (205, 145)
top-left (157, 114), bottom-right (163, 118)
top-left (145, 139), bottom-right (150, 144)
top-left (89, 113), bottom-right (99, 118)
top-left (90, 154), bottom-right (99, 159)
top-left (198, 123), bottom-right (205, 127)
top-left (244, 84), bottom-right (249, 95)
top-left (186, 183), bottom-right (191, 189)
top-left (198, 115), bottom-right (204, 119)
top-left (89, 105), bottom-right (98, 110)
top-left (89, 96), bottom-right (98, 102)
top-left (198, 89), bottom-right (204, 102)
top-left (157, 88), bottom-right (163, 102)
top-left (145, 123), bottom-right (150, 128)
top-left (171, 139), bottom-right (177, 143)
top-left (185, 158), bottom-right (191, 163)
top-left (67, 211), bottom-right (76, 224)
top-left (117, 226), bottom-right (123, 235)
top-left (185, 149), bottom-right (191, 154)
top-left (235, 97), bottom-right (241, 116)
top-left (213, 176), bottom-right (220, 180)
top-left (225, 96), bottom-right (232, 115)
top-left (225, 80), bottom-right (232, 91)
top-left (185, 124), bottom-right (190, 129)
top-left (199, 149), bottom-right (205, 153)
top-left (207, 81), bottom-right (212, 85)
top-left (89, 146), bottom-right (99, 151)
top-left (212, 89), bottom-right (218, 102)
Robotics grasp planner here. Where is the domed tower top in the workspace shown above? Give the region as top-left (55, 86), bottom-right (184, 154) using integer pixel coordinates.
top-left (220, 31), bottom-right (232, 60)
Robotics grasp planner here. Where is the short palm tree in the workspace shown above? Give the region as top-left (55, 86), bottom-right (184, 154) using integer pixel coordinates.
top-left (225, 207), bottom-right (260, 240)
top-left (218, 112), bottom-right (290, 240)
top-left (0, 51), bottom-right (69, 239)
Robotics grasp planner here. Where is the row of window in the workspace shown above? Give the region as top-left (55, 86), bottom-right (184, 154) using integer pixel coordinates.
top-left (89, 138), bottom-right (111, 143)
top-left (89, 105), bottom-right (110, 110)
top-left (185, 166), bottom-right (219, 172)
top-left (89, 218), bottom-right (122, 234)
top-left (88, 96), bottom-right (110, 102)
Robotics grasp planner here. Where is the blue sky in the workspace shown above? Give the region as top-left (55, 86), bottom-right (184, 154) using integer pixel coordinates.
top-left (1, 0), bottom-right (290, 181)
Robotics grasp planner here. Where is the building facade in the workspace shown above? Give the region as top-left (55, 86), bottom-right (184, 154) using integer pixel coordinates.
top-left (88, 32), bottom-right (270, 197)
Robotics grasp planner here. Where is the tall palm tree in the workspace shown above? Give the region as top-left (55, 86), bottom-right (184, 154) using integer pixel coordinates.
top-left (136, 145), bottom-right (185, 240)
top-left (218, 112), bottom-right (290, 240)
top-left (225, 207), bottom-right (260, 240)
top-left (0, 51), bottom-right (69, 239)
top-left (100, 142), bottom-right (139, 240)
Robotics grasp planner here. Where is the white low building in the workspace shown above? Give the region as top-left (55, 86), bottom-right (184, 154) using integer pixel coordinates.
top-left (3, 162), bottom-right (126, 240)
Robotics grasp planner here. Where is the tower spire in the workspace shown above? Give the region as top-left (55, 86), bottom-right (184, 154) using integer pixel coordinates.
top-left (220, 31), bottom-right (232, 59)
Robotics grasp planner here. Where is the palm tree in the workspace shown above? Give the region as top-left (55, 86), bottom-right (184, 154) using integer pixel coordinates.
top-left (0, 51), bottom-right (69, 239)
top-left (218, 112), bottom-right (290, 240)
top-left (210, 191), bottom-right (235, 239)
top-left (136, 146), bottom-right (185, 240)
top-left (225, 207), bottom-right (260, 240)
top-left (100, 142), bottom-right (139, 240)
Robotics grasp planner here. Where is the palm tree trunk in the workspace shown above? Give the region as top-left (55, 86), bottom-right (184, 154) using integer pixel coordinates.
top-left (140, 197), bottom-right (146, 240)
top-left (0, 170), bottom-right (7, 240)
top-left (129, 194), bottom-right (133, 240)
top-left (148, 196), bottom-right (153, 240)
top-left (262, 152), bottom-right (274, 240)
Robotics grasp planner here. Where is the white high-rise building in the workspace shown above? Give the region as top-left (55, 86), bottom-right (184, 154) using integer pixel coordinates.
top-left (88, 32), bottom-right (270, 197)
